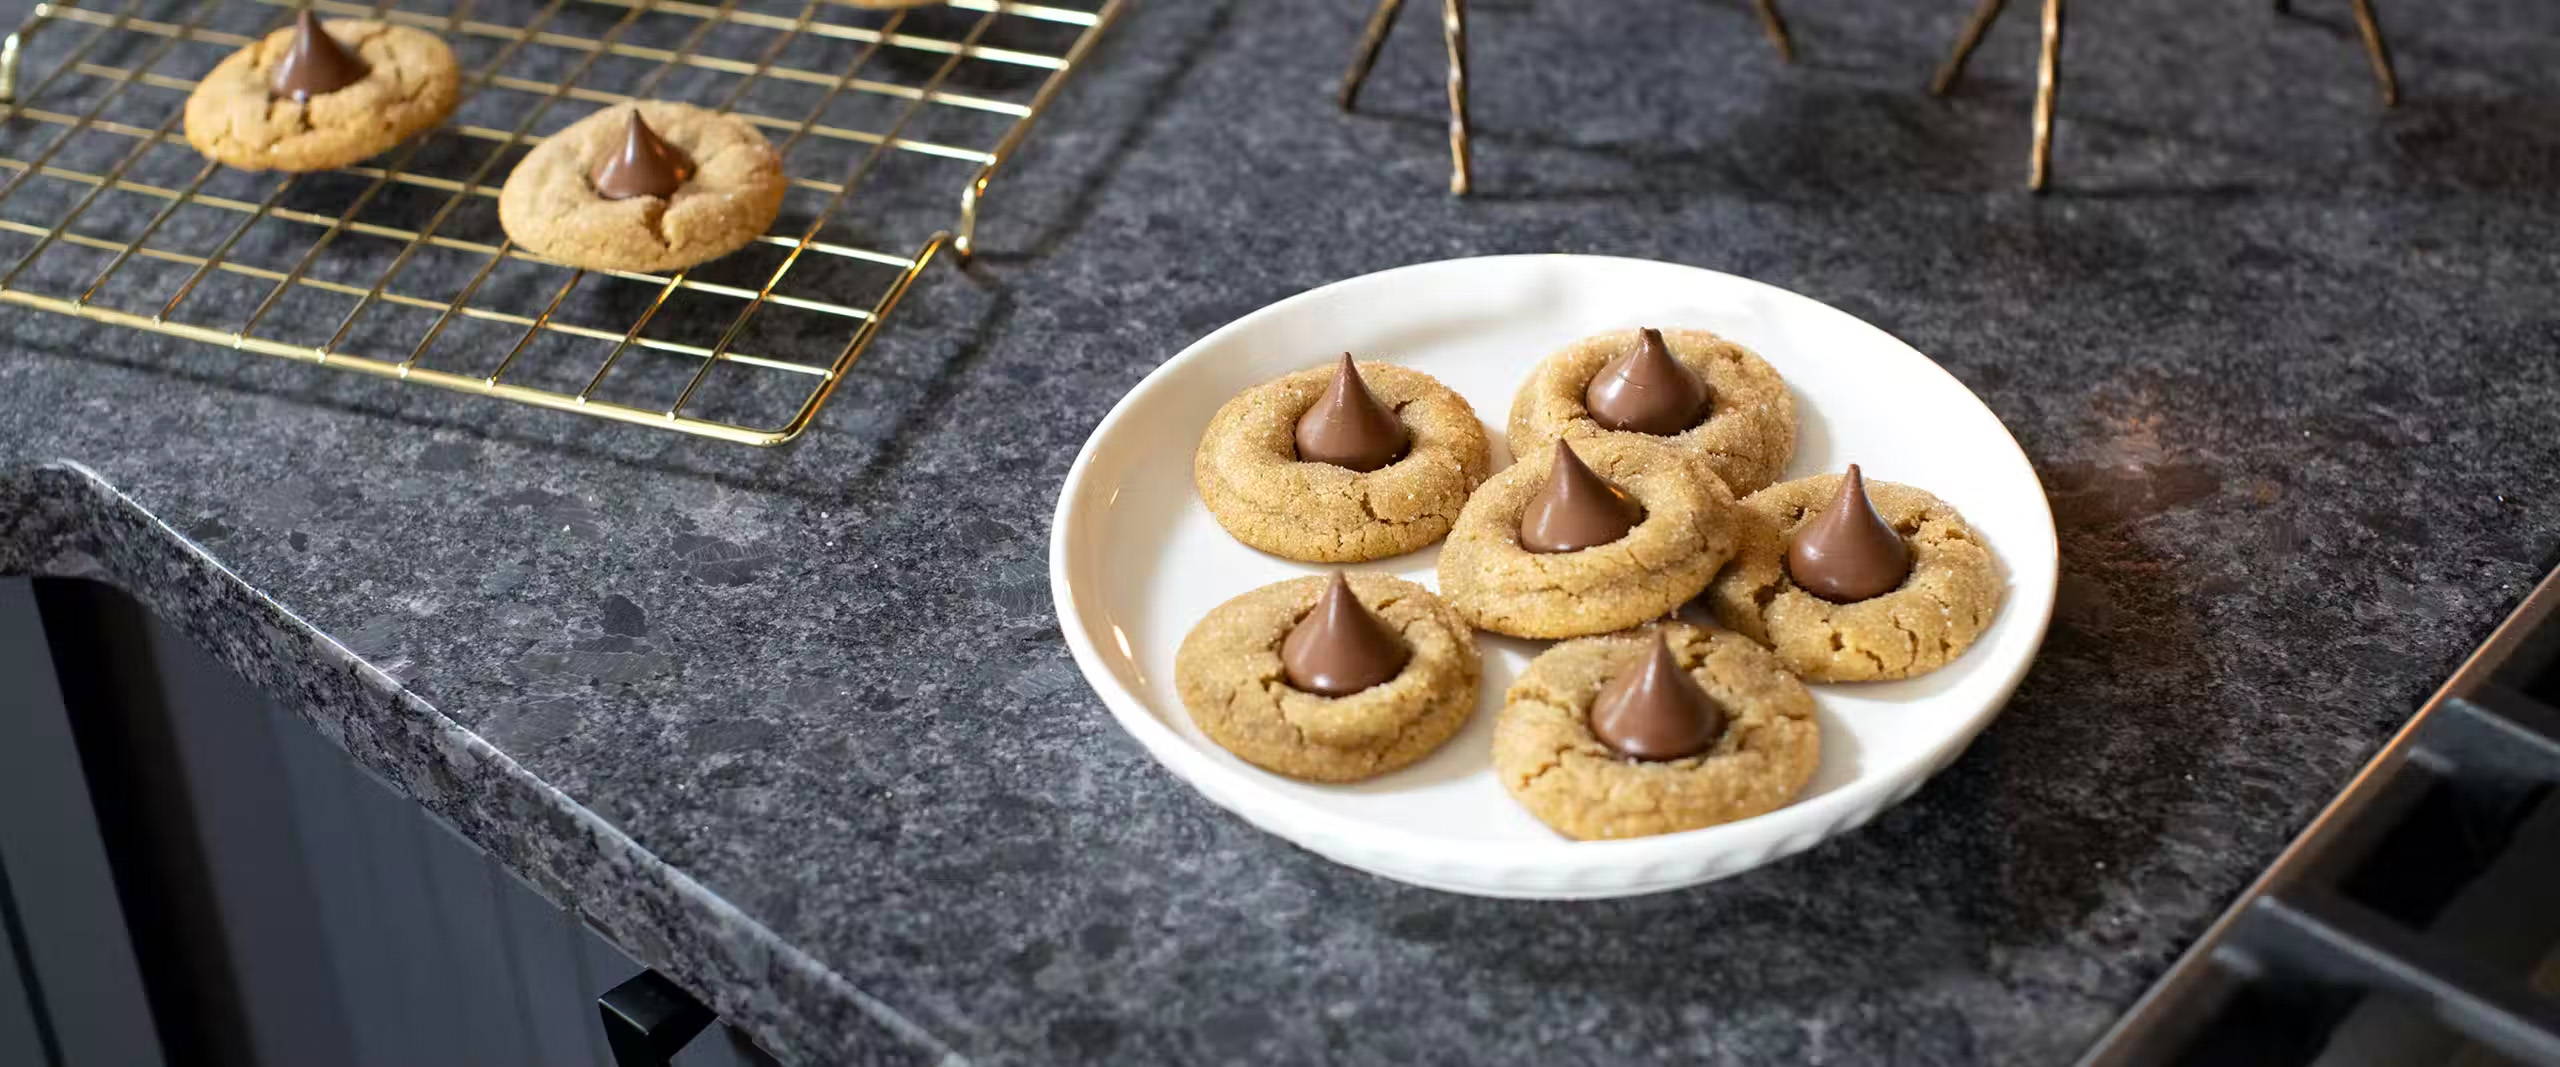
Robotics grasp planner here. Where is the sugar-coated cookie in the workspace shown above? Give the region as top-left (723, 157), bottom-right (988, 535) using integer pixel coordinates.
top-left (1176, 574), bottom-right (1478, 783)
top-left (1703, 472), bottom-right (2001, 681)
top-left (183, 17), bottom-right (460, 172)
top-left (1510, 327), bottom-right (1797, 496)
top-left (1194, 359), bottom-right (1490, 563)
top-left (1437, 436), bottom-right (1738, 639)
top-left (498, 102), bottom-right (786, 273)
top-left (1494, 623), bottom-right (1820, 840)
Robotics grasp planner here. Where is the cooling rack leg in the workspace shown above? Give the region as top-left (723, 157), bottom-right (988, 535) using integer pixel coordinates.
top-left (2029, 0), bottom-right (2061, 192)
top-left (957, 166), bottom-right (991, 260)
top-left (1, 26), bottom-right (24, 105)
top-left (1442, 0), bottom-right (1468, 196)
top-left (1931, 0), bottom-right (2006, 97)
top-left (1338, 0), bottom-right (1406, 111)
top-left (948, 0), bottom-right (1123, 261)
top-left (1751, 0), bottom-right (1795, 63)
top-left (2350, 0), bottom-right (2399, 106)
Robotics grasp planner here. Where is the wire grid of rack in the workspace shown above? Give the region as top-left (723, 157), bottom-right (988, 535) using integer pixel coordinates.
top-left (0, 0), bottom-right (1122, 444)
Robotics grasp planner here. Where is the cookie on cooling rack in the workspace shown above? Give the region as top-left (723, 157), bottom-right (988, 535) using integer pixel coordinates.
top-left (498, 101), bottom-right (787, 274)
top-left (182, 12), bottom-right (461, 172)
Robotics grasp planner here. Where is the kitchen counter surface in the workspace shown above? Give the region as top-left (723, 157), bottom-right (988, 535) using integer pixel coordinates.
top-left (6, 0), bottom-right (2560, 1062)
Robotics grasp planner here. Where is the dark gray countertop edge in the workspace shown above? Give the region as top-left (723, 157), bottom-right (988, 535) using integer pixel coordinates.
top-left (0, 459), bottom-right (947, 1067)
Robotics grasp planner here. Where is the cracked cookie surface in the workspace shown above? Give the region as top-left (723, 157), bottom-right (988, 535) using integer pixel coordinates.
top-left (1436, 436), bottom-right (1738, 639)
top-left (497, 102), bottom-right (786, 273)
top-left (1703, 473), bottom-right (2001, 682)
top-left (1509, 328), bottom-right (1798, 496)
top-left (182, 19), bottom-right (460, 172)
top-left (1175, 574), bottom-right (1479, 782)
top-left (1194, 360), bottom-right (1491, 562)
top-left (1494, 623), bottom-right (1819, 840)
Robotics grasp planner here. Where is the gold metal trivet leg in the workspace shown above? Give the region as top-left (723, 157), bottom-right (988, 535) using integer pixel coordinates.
top-left (2030, 0), bottom-right (2061, 192)
top-left (2278, 0), bottom-right (2401, 107)
top-left (2349, 0), bottom-right (2398, 106)
top-left (1336, 0), bottom-right (1469, 194)
top-left (1443, 0), bottom-right (1469, 196)
top-left (1932, 0), bottom-right (2007, 96)
top-left (1339, 0), bottom-right (1407, 110)
top-left (1752, 0), bottom-right (1795, 63)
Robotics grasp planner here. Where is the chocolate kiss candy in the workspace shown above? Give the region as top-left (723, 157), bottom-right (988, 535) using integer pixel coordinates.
top-left (1589, 631), bottom-right (1725, 761)
top-left (1785, 464), bottom-right (1912, 602)
top-left (1293, 354), bottom-right (1409, 472)
top-left (1518, 441), bottom-right (1644, 553)
top-left (1584, 327), bottom-right (1709, 436)
top-left (1280, 573), bottom-right (1411, 697)
top-left (270, 10), bottom-right (369, 102)
top-left (590, 110), bottom-right (695, 201)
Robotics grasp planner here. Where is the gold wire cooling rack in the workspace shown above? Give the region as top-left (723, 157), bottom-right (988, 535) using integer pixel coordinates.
top-left (0, 0), bottom-right (1122, 444)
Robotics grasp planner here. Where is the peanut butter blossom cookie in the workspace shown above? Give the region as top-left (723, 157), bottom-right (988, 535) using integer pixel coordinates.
top-left (1704, 465), bottom-right (2001, 682)
top-left (498, 102), bottom-right (787, 273)
top-left (1494, 623), bottom-right (1820, 840)
top-left (1176, 573), bottom-right (1479, 782)
top-left (1194, 355), bottom-right (1492, 562)
top-left (183, 12), bottom-right (461, 172)
top-left (1436, 437), bottom-right (1737, 638)
top-left (1509, 327), bottom-right (1798, 496)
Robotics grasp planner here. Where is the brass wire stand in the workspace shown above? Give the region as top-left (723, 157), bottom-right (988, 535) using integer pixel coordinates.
top-left (1338, 0), bottom-right (1795, 196)
top-left (0, 0), bottom-right (1124, 445)
top-left (1932, 0), bottom-right (2397, 192)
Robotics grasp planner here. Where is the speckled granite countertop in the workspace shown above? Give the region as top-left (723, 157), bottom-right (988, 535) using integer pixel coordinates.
top-left (6, 0), bottom-right (2560, 1062)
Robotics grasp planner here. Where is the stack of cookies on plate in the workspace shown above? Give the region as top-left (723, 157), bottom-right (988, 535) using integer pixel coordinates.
top-left (1178, 329), bottom-right (2002, 841)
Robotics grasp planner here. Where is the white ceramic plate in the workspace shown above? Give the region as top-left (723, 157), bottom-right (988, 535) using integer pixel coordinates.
top-left (1049, 255), bottom-right (2057, 899)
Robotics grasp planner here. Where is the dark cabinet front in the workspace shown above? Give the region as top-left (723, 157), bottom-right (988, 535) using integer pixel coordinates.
top-left (0, 576), bottom-right (771, 1067)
